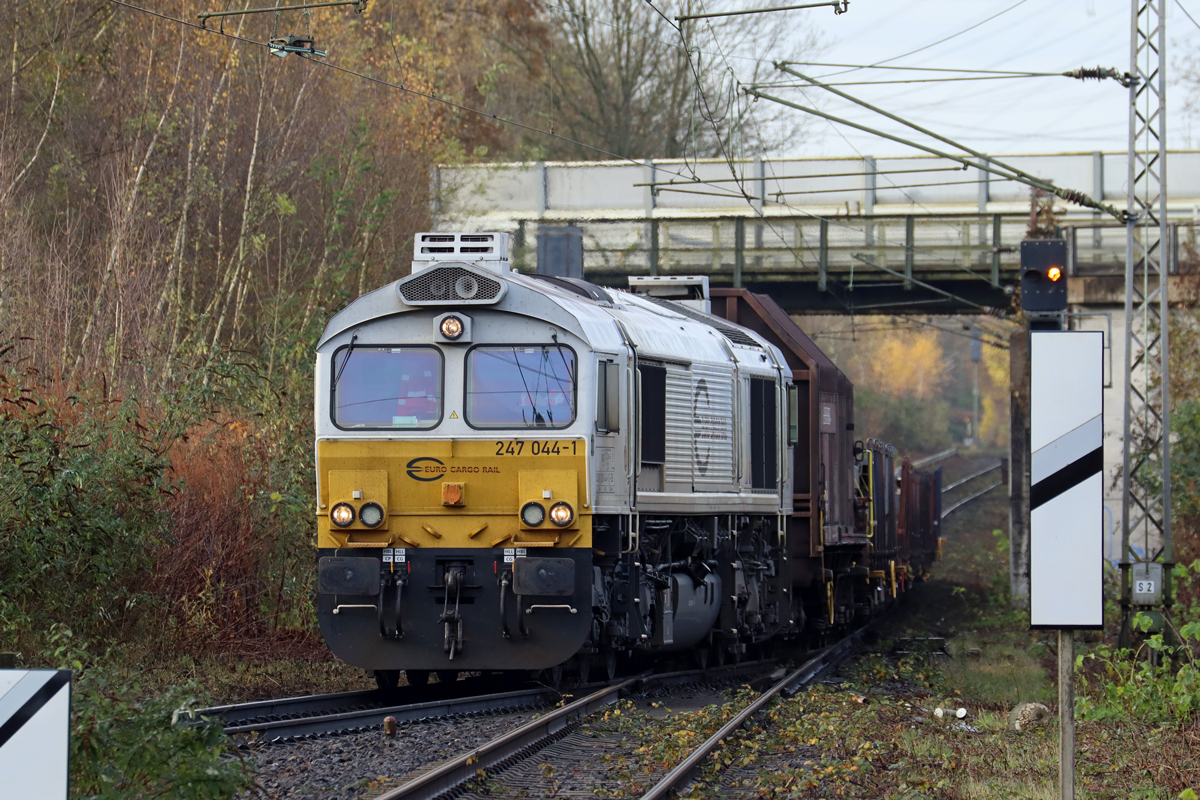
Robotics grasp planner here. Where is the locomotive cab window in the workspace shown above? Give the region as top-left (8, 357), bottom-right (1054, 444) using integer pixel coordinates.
top-left (596, 360), bottom-right (620, 433)
top-left (787, 384), bottom-right (799, 445)
top-left (638, 364), bottom-right (666, 464)
top-left (749, 377), bottom-right (777, 489)
top-left (465, 345), bottom-right (577, 428)
top-left (331, 346), bottom-right (442, 429)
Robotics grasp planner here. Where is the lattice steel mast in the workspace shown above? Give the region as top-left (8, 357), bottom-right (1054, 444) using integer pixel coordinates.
top-left (1119, 0), bottom-right (1172, 648)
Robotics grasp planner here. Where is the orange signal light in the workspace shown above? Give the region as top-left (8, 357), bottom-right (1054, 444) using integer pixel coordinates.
top-left (1046, 266), bottom-right (1063, 282)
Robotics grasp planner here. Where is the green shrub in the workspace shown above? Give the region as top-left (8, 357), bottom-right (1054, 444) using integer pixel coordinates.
top-left (1077, 563), bottom-right (1200, 726)
top-left (71, 674), bottom-right (251, 799)
top-left (0, 380), bottom-right (187, 649)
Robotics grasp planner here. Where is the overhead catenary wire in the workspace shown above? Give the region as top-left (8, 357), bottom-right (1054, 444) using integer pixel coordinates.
top-left (646, 175), bottom-right (1014, 200)
top-left (772, 63), bottom-right (1123, 216)
top-left (675, 0), bottom-right (846, 23)
top-left (738, 98), bottom-right (1014, 294)
top-left (781, 61), bottom-right (1057, 76)
top-left (1176, 0), bottom-right (1200, 32)
top-left (809, 319), bottom-right (1011, 348)
top-left (197, 0), bottom-right (365, 23)
top-left (747, 74), bottom-right (1123, 220)
top-left (850, 254), bottom-right (990, 312)
top-left (816, 0), bottom-right (1032, 79)
top-left (766, 176), bottom-right (1013, 197)
top-left (634, 164), bottom-right (969, 187)
top-left (758, 73), bottom-right (1077, 88)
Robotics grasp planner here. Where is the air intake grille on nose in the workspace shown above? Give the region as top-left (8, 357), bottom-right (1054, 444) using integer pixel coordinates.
top-left (397, 265), bottom-right (504, 305)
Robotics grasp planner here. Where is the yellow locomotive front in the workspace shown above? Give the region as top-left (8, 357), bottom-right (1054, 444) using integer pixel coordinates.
top-left (314, 236), bottom-right (605, 685)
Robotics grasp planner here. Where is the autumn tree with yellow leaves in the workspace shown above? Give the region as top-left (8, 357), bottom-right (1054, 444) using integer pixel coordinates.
top-left (802, 318), bottom-right (1010, 455)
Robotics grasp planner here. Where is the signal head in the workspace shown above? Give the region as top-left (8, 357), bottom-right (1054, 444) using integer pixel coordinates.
top-left (1019, 239), bottom-right (1068, 312)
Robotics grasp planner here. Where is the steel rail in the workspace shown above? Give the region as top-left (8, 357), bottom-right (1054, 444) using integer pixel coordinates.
top-left (223, 685), bottom-right (557, 742)
top-left (941, 460), bottom-right (1003, 493)
top-left (202, 688), bottom-right (386, 726)
top-left (373, 678), bottom-right (637, 800)
top-left (908, 448), bottom-right (957, 470)
top-left (638, 632), bottom-right (864, 800)
top-left (374, 660), bottom-right (777, 800)
top-left (942, 479), bottom-right (1004, 520)
top-left (202, 675), bottom-right (529, 727)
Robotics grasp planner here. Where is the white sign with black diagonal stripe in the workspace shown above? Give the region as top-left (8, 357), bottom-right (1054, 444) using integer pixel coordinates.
top-left (1029, 330), bottom-right (1104, 629)
top-left (0, 670), bottom-right (71, 799)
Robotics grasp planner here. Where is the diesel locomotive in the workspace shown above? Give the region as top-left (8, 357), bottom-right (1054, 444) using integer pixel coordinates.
top-left (314, 232), bottom-right (941, 687)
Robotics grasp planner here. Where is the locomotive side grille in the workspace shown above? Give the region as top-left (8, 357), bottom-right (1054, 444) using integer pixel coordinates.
top-left (691, 362), bottom-right (736, 491)
top-left (664, 366), bottom-right (694, 492)
top-left (397, 265), bottom-right (505, 305)
top-left (644, 297), bottom-right (761, 348)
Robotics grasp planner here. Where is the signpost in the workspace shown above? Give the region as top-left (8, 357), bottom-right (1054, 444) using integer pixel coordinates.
top-left (0, 669), bottom-right (71, 799)
top-left (1028, 330), bottom-right (1104, 800)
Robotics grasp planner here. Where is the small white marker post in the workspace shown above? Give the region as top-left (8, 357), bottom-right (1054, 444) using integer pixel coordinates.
top-left (1029, 330), bottom-right (1104, 800)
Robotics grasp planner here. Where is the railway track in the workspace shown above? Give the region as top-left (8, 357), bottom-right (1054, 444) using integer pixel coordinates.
top-left (638, 632), bottom-right (865, 799)
top-left (203, 676), bottom-right (558, 743)
top-left (366, 658), bottom-right (798, 800)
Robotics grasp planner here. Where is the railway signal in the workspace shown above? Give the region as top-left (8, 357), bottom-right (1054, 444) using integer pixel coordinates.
top-left (1020, 239), bottom-right (1068, 313)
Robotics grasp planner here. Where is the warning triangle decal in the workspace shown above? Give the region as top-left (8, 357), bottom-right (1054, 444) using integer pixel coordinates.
top-left (449, 411), bottom-right (459, 419)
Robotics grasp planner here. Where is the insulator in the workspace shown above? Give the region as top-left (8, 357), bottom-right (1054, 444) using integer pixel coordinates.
top-left (1056, 188), bottom-right (1090, 206)
top-left (1067, 66), bottom-right (1121, 83)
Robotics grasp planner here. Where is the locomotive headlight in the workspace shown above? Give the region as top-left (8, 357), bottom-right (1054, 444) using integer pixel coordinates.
top-left (548, 501), bottom-right (574, 527)
top-left (330, 502), bottom-right (356, 528)
top-left (440, 315), bottom-right (464, 340)
top-left (520, 502), bottom-right (546, 527)
top-left (359, 502), bottom-right (384, 528)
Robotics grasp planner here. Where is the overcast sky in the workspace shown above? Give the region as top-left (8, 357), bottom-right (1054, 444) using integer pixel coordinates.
top-left (767, 0), bottom-right (1200, 158)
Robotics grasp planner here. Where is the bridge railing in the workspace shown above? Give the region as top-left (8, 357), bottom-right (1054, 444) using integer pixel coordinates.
top-left (1067, 222), bottom-right (1188, 275)
top-left (504, 215), bottom-right (1187, 289)
top-left (511, 213), bottom-right (1035, 288)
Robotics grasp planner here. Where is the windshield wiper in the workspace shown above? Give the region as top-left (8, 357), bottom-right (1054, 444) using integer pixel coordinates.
top-left (333, 332), bottom-right (359, 390)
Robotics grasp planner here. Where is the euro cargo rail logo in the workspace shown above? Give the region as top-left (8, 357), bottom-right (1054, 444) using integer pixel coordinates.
top-left (406, 457), bottom-right (444, 481)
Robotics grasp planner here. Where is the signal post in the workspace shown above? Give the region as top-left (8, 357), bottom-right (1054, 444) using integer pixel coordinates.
top-left (1021, 239), bottom-right (1102, 800)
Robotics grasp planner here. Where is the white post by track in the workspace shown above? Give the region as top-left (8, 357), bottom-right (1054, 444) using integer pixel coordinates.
top-left (1029, 330), bottom-right (1103, 800)
top-left (0, 669), bottom-right (71, 799)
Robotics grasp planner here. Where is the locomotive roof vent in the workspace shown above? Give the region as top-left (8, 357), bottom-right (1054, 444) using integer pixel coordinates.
top-left (396, 263), bottom-right (507, 306)
top-left (629, 275), bottom-right (710, 313)
top-left (412, 231), bottom-right (509, 274)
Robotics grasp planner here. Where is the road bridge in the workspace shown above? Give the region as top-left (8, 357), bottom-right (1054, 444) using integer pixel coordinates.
top-left (436, 151), bottom-right (1200, 314)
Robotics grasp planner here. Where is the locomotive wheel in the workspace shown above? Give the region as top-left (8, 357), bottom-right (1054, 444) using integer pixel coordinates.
top-left (436, 670), bottom-right (459, 684)
top-left (604, 650), bottom-right (617, 681)
top-left (374, 670), bottom-right (400, 691)
top-left (405, 670), bottom-right (430, 686)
